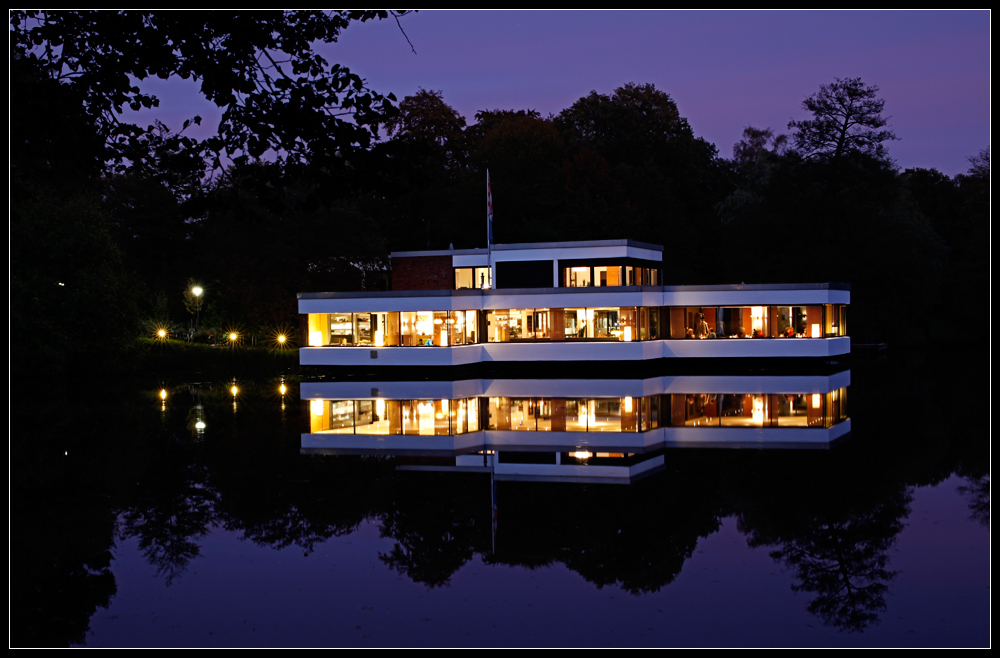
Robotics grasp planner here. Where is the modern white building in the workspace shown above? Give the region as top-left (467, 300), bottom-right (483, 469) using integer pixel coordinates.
top-left (298, 240), bottom-right (850, 367)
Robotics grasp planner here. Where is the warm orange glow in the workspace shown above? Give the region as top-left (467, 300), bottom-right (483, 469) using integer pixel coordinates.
top-left (279, 384), bottom-right (287, 395)
top-left (229, 332), bottom-right (238, 342)
top-left (573, 451), bottom-right (593, 460)
top-left (159, 389), bottom-right (167, 400)
top-left (157, 329), bottom-right (167, 338)
top-left (230, 385), bottom-right (238, 396)
top-left (277, 334), bottom-right (286, 343)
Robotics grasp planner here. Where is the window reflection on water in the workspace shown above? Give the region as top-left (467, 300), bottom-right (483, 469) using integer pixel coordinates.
top-left (308, 390), bottom-right (848, 435)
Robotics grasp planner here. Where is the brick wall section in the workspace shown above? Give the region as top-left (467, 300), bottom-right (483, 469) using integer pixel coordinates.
top-left (391, 255), bottom-right (454, 291)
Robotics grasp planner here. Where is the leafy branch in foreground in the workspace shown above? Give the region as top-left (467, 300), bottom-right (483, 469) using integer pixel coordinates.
top-left (10, 11), bottom-right (403, 171)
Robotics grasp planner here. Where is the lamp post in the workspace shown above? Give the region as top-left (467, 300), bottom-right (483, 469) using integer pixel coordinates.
top-left (191, 286), bottom-right (203, 331)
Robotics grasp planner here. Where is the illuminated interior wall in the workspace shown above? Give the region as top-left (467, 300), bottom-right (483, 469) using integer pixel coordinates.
top-left (307, 314), bottom-right (330, 347)
top-left (550, 399), bottom-right (566, 431)
top-left (309, 399), bottom-right (330, 432)
top-left (548, 309), bottom-right (565, 341)
top-left (669, 307), bottom-right (686, 338)
top-left (806, 306), bottom-right (823, 339)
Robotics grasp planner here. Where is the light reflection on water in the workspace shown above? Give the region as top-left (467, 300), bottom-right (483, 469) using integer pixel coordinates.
top-left (11, 353), bottom-right (990, 647)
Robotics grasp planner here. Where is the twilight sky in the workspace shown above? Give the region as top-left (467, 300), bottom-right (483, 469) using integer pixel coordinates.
top-left (144, 10), bottom-right (990, 177)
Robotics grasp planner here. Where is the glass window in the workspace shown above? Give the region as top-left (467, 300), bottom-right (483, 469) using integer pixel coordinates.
top-left (594, 266), bottom-right (623, 287)
top-left (329, 313), bottom-right (353, 345)
top-left (564, 267), bottom-right (592, 287)
top-left (486, 310), bottom-right (509, 342)
top-left (353, 313), bottom-right (373, 345)
top-left (310, 400), bottom-right (356, 433)
top-left (718, 394), bottom-right (767, 427)
top-left (620, 307), bottom-right (637, 341)
top-left (355, 399), bottom-right (402, 435)
top-left (771, 306), bottom-right (823, 338)
top-left (591, 308), bottom-right (619, 339)
top-left (488, 397), bottom-right (510, 430)
top-left (475, 268), bottom-right (492, 289)
top-left (454, 268), bottom-right (473, 289)
top-left (565, 399), bottom-right (589, 432)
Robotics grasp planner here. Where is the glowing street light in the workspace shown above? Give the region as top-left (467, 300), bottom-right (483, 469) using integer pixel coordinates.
top-left (188, 284), bottom-right (204, 333)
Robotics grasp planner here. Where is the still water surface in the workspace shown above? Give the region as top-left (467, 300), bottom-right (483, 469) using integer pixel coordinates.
top-left (10, 348), bottom-right (989, 647)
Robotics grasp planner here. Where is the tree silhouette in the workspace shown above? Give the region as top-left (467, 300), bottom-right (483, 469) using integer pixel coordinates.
top-left (788, 77), bottom-right (898, 161)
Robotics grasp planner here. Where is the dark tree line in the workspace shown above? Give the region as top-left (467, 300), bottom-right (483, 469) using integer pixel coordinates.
top-left (10, 11), bottom-right (989, 375)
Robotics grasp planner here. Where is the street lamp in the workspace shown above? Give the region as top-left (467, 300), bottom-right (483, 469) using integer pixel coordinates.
top-left (191, 286), bottom-right (203, 331)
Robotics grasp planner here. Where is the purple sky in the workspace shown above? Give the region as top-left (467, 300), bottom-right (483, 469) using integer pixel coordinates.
top-left (142, 10), bottom-right (990, 177)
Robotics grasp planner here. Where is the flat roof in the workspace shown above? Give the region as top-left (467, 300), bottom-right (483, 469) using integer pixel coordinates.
top-left (390, 239), bottom-right (663, 259)
top-left (298, 282), bottom-right (850, 300)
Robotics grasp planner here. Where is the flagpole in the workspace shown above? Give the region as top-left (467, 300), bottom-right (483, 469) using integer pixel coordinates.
top-left (486, 169), bottom-right (493, 289)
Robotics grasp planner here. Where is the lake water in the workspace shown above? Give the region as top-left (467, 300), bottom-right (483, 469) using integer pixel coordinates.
top-left (10, 346), bottom-right (989, 647)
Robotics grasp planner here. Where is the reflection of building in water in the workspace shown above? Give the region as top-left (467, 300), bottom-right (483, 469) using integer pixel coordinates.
top-left (298, 240), bottom-right (850, 367)
top-left (301, 373), bottom-right (850, 483)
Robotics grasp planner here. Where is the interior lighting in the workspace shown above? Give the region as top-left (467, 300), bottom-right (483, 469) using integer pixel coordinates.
top-left (811, 324), bottom-right (821, 338)
top-left (375, 399), bottom-right (385, 415)
top-left (309, 331), bottom-right (323, 347)
top-left (573, 451), bottom-right (592, 460)
top-left (812, 394), bottom-right (821, 409)
top-left (311, 400), bottom-right (325, 416)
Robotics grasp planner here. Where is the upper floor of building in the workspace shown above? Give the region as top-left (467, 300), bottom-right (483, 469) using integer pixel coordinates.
top-left (390, 239), bottom-right (663, 291)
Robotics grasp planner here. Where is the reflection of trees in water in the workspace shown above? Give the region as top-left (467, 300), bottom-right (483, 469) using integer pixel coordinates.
top-left (488, 472), bottom-right (725, 595)
top-left (734, 447), bottom-right (913, 633)
top-left (119, 463), bottom-right (216, 586)
top-left (957, 474), bottom-right (990, 527)
top-left (377, 473), bottom-right (486, 588)
top-left (211, 454), bottom-right (395, 556)
top-left (760, 496), bottom-right (909, 633)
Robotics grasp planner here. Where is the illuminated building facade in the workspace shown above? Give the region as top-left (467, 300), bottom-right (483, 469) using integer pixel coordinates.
top-left (298, 240), bottom-right (850, 366)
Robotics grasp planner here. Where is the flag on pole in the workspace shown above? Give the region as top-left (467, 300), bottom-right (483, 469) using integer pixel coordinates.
top-left (486, 169), bottom-right (494, 247)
